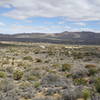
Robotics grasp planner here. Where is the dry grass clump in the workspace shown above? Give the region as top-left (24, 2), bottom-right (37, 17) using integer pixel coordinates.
top-left (0, 79), bottom-right (14, 92)
top-left (1, 59), bottom-right (9, 65)
top-left (52, 64), bottom-right (60, 68)
top-left (19, 81), bottom-right (32, 90)
top-left (85, 64), bottom-right (97, 69)
top-left (27, 75), bottom-right (39, 81)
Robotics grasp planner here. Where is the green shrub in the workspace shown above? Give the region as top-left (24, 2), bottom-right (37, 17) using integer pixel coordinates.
top-left (34, 81), bottom-right (41, 88)
top-left (82, 89), bottom-right (91, 100)
top-left (88, 68), bottom-right (98, 76)
top-left (0, 71), bottom-right (6, 78)
top-left (95, 78), bottom-right (100, 93)
top-left (65, 73), bottom-right (72, 78)
top-left (61, 64), bottom-right (71, 71)
top-left (13, 70), bottom-right (23, 80)
top-left (23, 56), bottom-right (33, 61)
top-left (74, 78), bottom-right (87, 85)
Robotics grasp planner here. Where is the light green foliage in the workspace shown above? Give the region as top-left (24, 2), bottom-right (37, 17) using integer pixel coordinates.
top-left (82, 89), bottom-right (91, 100)
top-left (0, 71), bottom-right (6, 78)
top-left (34, 81), bottom-right (41, 88)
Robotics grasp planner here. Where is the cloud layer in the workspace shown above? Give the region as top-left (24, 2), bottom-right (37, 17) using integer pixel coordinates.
top-left (0, 0), bottom-right (100, 20)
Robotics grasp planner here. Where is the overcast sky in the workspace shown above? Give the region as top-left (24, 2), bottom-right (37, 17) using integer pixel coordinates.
top-left (0, 0), bottom-right (100, 34)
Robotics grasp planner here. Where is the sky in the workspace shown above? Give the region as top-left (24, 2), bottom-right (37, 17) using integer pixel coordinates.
top-left (0, 0), bottom-right (100, 34)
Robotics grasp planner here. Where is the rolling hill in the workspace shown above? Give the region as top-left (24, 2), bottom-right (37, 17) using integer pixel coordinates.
top-left (0, 31), bottom-right (100, 45)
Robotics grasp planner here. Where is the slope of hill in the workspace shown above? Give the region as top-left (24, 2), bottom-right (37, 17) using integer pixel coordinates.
top-left (0, 31), bottom-right (100, 45)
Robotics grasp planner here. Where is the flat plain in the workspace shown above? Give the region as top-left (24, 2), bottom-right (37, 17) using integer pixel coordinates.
top-left (0, 42), bottom-right (100, 100)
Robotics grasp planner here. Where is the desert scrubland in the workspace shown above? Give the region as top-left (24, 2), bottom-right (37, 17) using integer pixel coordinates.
top-left (0, 42), bottom-right (100, 100)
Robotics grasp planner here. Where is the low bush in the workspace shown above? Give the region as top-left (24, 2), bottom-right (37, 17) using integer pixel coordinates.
top-left (13, 70), bottom-right (23, 80)
top-left (0, 71), bottom-right (6, 78)
top-left (82, 89), bottom-right (91, 100)
top-left (23, 56), bottom-right (33, 61)
top-left (85, 64), bottom-right (98, 76)
top-left (61, 64), bottom-right (71, 71)
top-left (34, 81), bottom-right (41, 88)
top-left (94, 78), bottom-right (100, 93)
top-left (88, 68), bottom-right (98, 76)
top-left (74, 78), bottom-right (87, 85)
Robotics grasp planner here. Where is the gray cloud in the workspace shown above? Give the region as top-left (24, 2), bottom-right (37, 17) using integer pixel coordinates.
top-left (0, 0), bottom-right (100, 21)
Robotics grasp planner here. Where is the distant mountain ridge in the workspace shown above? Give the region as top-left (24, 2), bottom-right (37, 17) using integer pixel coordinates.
top-left (0, 31), bottom-right (100, 45)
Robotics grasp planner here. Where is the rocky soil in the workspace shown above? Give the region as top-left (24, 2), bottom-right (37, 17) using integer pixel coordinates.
top-left (0, 42), bottom-right (100, 100)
